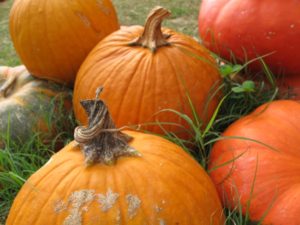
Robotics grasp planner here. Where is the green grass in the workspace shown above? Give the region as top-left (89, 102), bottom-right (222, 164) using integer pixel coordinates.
top-left (0, 0), bottom-right (19, 66)
top-left (0, 94), bottom-right (75, 223)
top-left (0, 0), bottom-right (200, 65)
top-left (113, 0), bottom-right (200, 37)
top-left (0, 0), bottom-right (287, 224)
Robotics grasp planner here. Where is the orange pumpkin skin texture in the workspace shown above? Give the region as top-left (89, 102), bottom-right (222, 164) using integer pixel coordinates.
top-left (6, 134), bottom-right (224, 225)
top-left (73, 7), bottom-right (221, 137)
top-left (9, 0), bottom-right (119, 85)
top-left (198, 0), bottom-right (300, 76)
top-left (208, 100), bottom-right (300, 224)
top-left (7, 94), bottom-right (225, 225)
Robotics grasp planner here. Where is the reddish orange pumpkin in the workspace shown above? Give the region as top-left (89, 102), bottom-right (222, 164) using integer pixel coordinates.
top-left (9, 0), bottom-right (119, 85)
top-left (7, 90), bottom-right (225, 225)
top-left (73, 7), bottom-right (222, 138)
top-left (209, 100), bottom-right (300, 224)
top-left (198, 0), bottom-right (300, 76)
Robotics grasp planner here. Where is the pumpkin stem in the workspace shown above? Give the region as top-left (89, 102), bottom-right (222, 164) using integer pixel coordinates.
top-left (129, 6), bottom-right (171, 52)
top-left (0, 73), bottom-right (17, 98)
top-left (74, 87), bottom-right (140, 166)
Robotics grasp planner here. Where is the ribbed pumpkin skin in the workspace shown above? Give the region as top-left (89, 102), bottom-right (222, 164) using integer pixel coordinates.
top-left (208, 100), bottom-right (300, 224)
top-left (0, 65), bottom-right (72, 146)
top-left (198, 0), bottom-right (300, 76)
top-left (9, 0), bottom-right (119, 85)
top-left (7, 131), bottom-right (224, 225)
top-left (74, 26), bottom-right (221, 137)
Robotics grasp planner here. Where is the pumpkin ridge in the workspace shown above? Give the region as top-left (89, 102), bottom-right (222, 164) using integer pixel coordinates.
top-left (33, 166), bottom-right (85, 224)
top-left (161, 48), bottom-right (187, 111)
top-left (135, 56), bottom-right (153, 128)
top-left (8, 156), bottom-right (79, 224)
top-left (141, 63), bottom-right (171, 130)
top-left (129, 132), bottom-right (222, 193)
top-left (42, 0), bottom-right (58, 76)
top-left (112, 51), bottom-right (147, 126)
top-left (127, 160), bottom-right (179, 223)
top-left (132, 153), bottom-right (215, 224)
top-left (35, 152), bottom-right (92, 221)
top-left (145, 150), bottom-right (211, 192)
top-left (75, 49), bottom-right (144, 126)
top-left (117, 162), bottom-right (151, 223)
top-left (100, 160), bottom-right (128, 222)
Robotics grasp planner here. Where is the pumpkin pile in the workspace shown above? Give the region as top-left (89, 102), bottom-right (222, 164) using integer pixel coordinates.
top-left (197, 0), bottom-right (300, 224)
top-left (6, 88), bottom-right (225, 225)
top-left (1, 0), bottom-right (300, 224)
top-left (3, 1), bottom-right (227, 224)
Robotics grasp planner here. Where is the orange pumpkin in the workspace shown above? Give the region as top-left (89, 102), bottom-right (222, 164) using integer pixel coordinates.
top-left (73, 7), bottom-right (222, 138)
top-left (7, 89), bottom-right (225, 225)
top-left (0, 65), bottom-right (72, 147)
top-left (9, 0), bottom-right (119, 85)
top-left (198, 0), bottom-right (300, 76)
top-left (208, 100), bottom-right (300, 224)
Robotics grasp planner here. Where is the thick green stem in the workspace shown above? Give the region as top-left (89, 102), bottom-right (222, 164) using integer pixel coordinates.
top-left (74, 87), bottom-right (140, 165)
top-left (129, 6), bottom-right (171, 52)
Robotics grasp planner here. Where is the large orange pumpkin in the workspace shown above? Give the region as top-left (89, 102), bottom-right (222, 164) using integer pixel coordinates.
top-left (198, 0), bottom-right (300, 76)
top-left (9, 0), bottom-right (119, 85)
top-left (208, 100), bottom-right (300, 224)
top-left (73, 7), bottom-right (222, 138)
top-left (7, 89), bottom-right (225, 225)
top-left (0, 65), bottom-right (72, 147)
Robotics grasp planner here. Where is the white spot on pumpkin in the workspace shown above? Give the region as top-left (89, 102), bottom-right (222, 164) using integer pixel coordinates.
top-left (126, 194), bottom-right (141, 219)
top-left (290, 24), bottom-right (295, 28)
top-left (116, 209), bottom-right (121, 225)
top-left (158, 218), bottom-right (166, 225)
top-left (240, 10), bottom-right (247, 15)
top-left (97, 188), bottom-right (119, 212)
top-left (266, 31), bottom-right (276, 39)
top-left (82, 206), bottom-right (89, 212)
top-left (76, 12), bottom-right (91, 27)
top-left (154, 204), bottom-right (163, 213)
top-left (96, 0), bottom-right (111, 15)
top-left (154, 200), bottom-right (166, 214)
top-left (54, 200), bottom-right (67, 213)
top-left (62, 190), bottom-right (96, 225)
